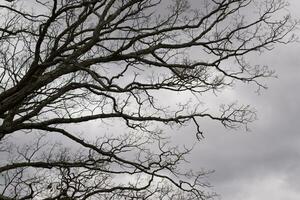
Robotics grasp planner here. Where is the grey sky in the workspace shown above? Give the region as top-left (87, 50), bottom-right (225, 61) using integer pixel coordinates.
top-left (178, 0), bottom-right (300, 199)
top-left (1, 0), bottom-right (299, 199)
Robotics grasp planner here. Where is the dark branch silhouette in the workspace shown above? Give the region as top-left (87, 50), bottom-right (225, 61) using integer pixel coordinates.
top-left (0, 0), bottom-right (296, 199)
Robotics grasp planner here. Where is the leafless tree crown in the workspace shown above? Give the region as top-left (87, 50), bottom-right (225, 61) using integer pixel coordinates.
top-left (0, 0), bottom-right (296, 199)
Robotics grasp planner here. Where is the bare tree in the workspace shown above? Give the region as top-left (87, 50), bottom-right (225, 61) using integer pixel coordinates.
top-left (0, 0), bottom-right (296, 199)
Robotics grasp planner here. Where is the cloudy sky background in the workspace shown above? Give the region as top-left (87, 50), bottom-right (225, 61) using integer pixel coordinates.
top-left (31, 1), bottom-right (300, 199)
top-left (176, 0), bottom-right (300, 199)
top-left (1, 0), bottom-right (299, 199)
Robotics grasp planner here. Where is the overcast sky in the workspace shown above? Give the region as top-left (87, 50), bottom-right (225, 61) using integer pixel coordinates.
top-left (1, 0), bottom-right (299, 199)
top-left (177, 0), bottom-right (300, 199)
top-left (28, 1), bottom-right (300, 199)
